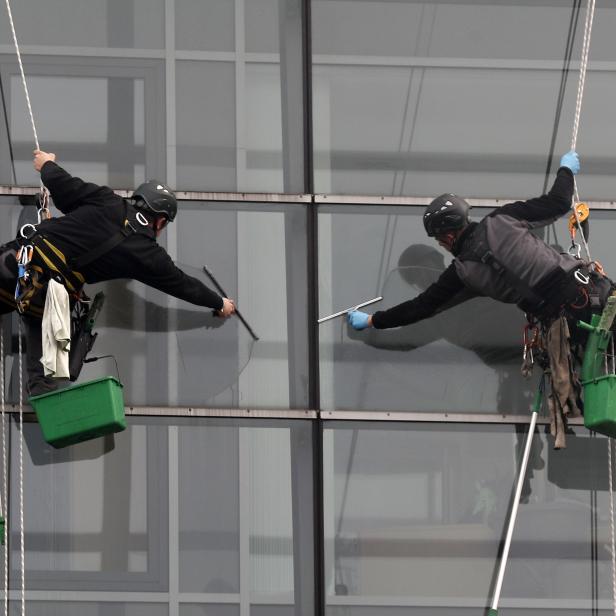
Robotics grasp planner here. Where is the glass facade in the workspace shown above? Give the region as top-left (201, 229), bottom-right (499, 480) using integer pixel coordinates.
top-left (1, 1), bottom-right (616, 615)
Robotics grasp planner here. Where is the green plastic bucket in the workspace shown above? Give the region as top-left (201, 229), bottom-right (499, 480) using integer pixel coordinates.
top-left (29, 377), bottom-right (126, 448)
top-left (583, 375), bottom-right (616, 439)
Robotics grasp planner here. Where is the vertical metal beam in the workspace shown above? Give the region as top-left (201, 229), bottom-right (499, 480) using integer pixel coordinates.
top-left (165, 0), bottom-right (177, 189)
top-left (239, 427), bottom-right (250, 616)
top-left (165, 0), bottom-right (179, 406)
top-left (299, 3), bottom-right (323, 616)
top-left (235, 0), bottom-right (247, 190)
top-left (107, 0), bottom-right (137, 187)
top-left (290, 423), bottom-right (316, 615)
top-left (279, 1), bottom-right (312, 409)
top-left (168, 426), bottom-right (180, 616)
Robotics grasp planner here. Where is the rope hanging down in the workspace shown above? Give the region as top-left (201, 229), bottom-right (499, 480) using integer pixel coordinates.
top-left (4, 0), bottom-right (34, 613)
top-left (567, 2), bottom-right (616, 613)
top-left (4, 0), bottom-right (50, 222)
top-left (0, 322), bottom-right (6, 616)
top-left (568, 2), bottom-right (616, 612)
top-left (569, 0), bottom-right (596, 263)
top-left (17, 322), bottom-right (24, 616)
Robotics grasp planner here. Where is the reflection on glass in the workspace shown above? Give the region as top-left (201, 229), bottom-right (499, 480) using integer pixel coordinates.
top-left (0, 201), bottom-right (306, 409)
top-left (9, 74), bottom-right (146, 188)
top-left (179, 424), bottom-right (240, 593)
top-left (178, 421), bottom-right (314, 614)
top-left (311, 1), bottom-right (616, 199)
top-left (176, 62), bottom-right (237, 191)
top-left (8, 603), bottom-right (167, 616)
top-left (0, 0), bottom-right (165, 49)
top-left (88, 265), bottom-right (255, 407)
top-left (325, 424), bottom-right (612, 611)
top-left (176, 0), bottom-right (234, 51)
top-left (319, 207), bottom-right (531, 413)
top-left (14, 420), bottom-right (166, 587)
top-left (180, 606), bottom-right (240, 616)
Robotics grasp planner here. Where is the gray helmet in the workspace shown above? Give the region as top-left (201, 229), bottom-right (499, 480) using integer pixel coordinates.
top-left (133, 181), bottom-right (177, 222)
top-left (423, 193), bottom-right (470, 237)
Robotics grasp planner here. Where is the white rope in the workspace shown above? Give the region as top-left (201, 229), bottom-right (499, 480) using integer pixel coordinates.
top-left (569, 0), bottom-right (596, 263)
top-left (4, 0), bottom-right (50, 222)
top-left (571, 0), bottom-right (596, 151)
top-left (0, 320), bottom-right (6, 616)
top-left (4, 0), bottom-right (39, 150)
top-left (17, 321), bottom-right (24, 616)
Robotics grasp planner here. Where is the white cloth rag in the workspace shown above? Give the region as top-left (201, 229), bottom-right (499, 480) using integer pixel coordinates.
top-left (41, 279), bottom-right (71, 378)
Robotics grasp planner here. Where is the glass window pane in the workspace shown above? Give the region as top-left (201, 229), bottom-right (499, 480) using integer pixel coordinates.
top-left (3, 62), bottom-right (158, 189)
top-left (318, 204), bottom-right (531, 413)
top-left (14, 419), bottom-right (167, 589)
top-left (312, 1), bottom-right (616, 200)
top-left (8, 603), bottom-right (167, 616)
top-left (244, 63), bottom-right (284, 192)
top-left (178, 420), bottom-right (314, 615)
top-left (179, 423), bottom-right (240, 593)
top-left (319, 205), bottom-right (616, 413)
top-left (0, 198), bottom-right (309, 409)
top-left (0, 0), bottom-right (164, 49)
top-left (181, 606), bottom-right (239, 616)
top-left (176, 0), bottom-right (235, 51)
top-left (324, 423), bottom-right (612, 612)
top-left (313, 2), bottom-right (579, 60)
top-left (176, 61), bottom-right (236, 191)
top-left (245, 0), bottom-right (279, 54)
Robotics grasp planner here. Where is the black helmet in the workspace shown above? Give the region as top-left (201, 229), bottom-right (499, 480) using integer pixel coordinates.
top-left (423, 193), bottom-right (470, 237)
top-left (133, 181), bottom-right (177, 222)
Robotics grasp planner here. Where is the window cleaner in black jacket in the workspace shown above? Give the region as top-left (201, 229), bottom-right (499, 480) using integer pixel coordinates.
top-left (0, 150), bottom-right (236, 396)
top-left (347, 151), bottom-right (611, 334)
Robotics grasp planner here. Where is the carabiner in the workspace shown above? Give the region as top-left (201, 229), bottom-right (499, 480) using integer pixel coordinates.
top-left (19, 223), bottom-right (37, 239)
top-left (574, 269), bottom-right (590, 285)
top-left (16, 244), bottom-right (33, 267)
top-left (568, 242), bottom-right (581, 259)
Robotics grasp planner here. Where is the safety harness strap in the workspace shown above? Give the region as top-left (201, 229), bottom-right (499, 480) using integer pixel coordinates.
top-left (30, 236), bottom-right (84, 293)
top-left (70, 201), bottom-right (147, 270)
top-left (70, 227), bottom-right (131, 271)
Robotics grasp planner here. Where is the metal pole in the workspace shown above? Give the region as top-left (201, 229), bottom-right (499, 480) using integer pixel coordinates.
top-left (489, 378), bottom-right (544, 615)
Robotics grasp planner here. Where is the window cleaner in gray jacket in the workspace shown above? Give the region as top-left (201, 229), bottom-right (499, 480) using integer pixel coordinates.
top-left (348, 151), bottom-right (612, 333)
top-left (347, 150), bottom-right (615, 447)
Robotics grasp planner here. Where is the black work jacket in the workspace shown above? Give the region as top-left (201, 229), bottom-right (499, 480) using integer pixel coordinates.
top-left (372, 167), bottom-right (575, 329)
top-left (34, 162), bottom-right (223, 310)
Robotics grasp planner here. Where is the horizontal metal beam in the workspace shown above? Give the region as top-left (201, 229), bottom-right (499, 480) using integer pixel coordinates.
top-left (6, 404), bottom-right (585, 426)
top-left (2, 186), bottom-right (616, 210)
top-left (316, 194), bottom-right (616, 210)
top-left (0, 185), bottom-right (311, 203)
top-left (6, 406), bottom-right (317, 420)
top-left (124, 406), bottom-right (317, 419)
top-left (321, 410), bottom-right (584, 425)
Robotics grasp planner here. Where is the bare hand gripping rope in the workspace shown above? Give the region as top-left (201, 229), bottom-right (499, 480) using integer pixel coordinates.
top-left (202, 266), bottom-right (259, 341)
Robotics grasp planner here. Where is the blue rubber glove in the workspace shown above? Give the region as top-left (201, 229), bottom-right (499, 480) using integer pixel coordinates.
top-left (347, 310), bottom-right (371, 330)
top-left (560, 150), bottom-right (580, 175)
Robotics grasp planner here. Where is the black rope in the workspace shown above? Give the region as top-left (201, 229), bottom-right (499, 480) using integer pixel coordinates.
top-left (0, 72), bottom-right (17, 185)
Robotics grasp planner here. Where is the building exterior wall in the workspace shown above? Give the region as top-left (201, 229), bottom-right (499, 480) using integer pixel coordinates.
top-left (1, 1), bottom-right (616, 614)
